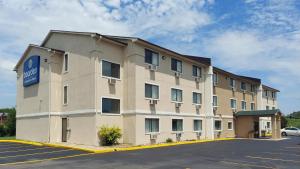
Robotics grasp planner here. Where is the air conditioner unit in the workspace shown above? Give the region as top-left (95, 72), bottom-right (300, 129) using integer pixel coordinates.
top-left (174, 72), bottom-right (181, 78)
top-left (150, 133), bottom-right (158, 140)
top-left (242, 90), bottom-right (246, 93)
top-left (196, 132), bottom-right (202, 137)
top-left (232, 108), bottom-right (237, 113)
top-left (232, 87), bottom-right (236, 91)
top-left (148, 64), bottom-right (157, 71)
top-left (149, 99), bottom-right (158, 105)
top-left (213, 106), bottom-right (218, 111)
top-left (195, 104), bottom-right (201, 109)
top-left (176, 133), bottom-right (182, 138)
top-left (108, 78), bottom-right (116, 85)
top-left (175, 102), bottom-right (181, 108)
top-left (195, 77), bottom-right (201, 83)
top-left (213, 82), bottom-right (218, 86)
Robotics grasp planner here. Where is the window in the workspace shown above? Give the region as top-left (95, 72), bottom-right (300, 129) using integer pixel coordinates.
top-left (192, 92), bottom-right (202, 105)
top-left (214, 120), bottom-right (222, 131)
top-left (241, 101), bottom-right (246, 110)
top-left (213, 96), bottom-right (218, 107)
top-left (264, 90), bottom-right (268, 97)
top-left (102, 98), bottom-right (120, 114)
top-left (228, 122), bottom-right (233, 130)
top-left (64, 53), bottom-right (69, 72)
top-left (271, 92), bottom-right (276, 99)
top-left (145, 118), bottom-right (159, 133)
top-left (267, 122), bottom-right (271, 128)
top-left (251, 103), bottom-right (255, 111)
top-left (241, 82), bottom-right (246, 90)
top-left (63, 85), bottom-right (68, 105)
top-left (172, 119), bottom-right (183, 131)
top-left (171, 88), bottom-right (182, 102)
top-left (192, 65), bottom-right (202, 77)
top-left (230, 99), bottom-right (237, 109)
top-left (272, 107), bottom-right (275, 110)
top-left (213, 73), bottom-right (218, 85)
top-left (194, 120), bottom-right (202, 131)
top-left (145, 84), bottom-right (159, 99)
top-left (230, 78), bottom-right (236, 88)
top-left (266, 106), bottom-right (269, 110)
top-left (251, 84), bottom-right (256, 92)
top-left (102, 60), bottom-right (120, 79)
top-left (171, 58), bottom-right (182, 73)
top-left (145, 49), bottom-right (159, 66)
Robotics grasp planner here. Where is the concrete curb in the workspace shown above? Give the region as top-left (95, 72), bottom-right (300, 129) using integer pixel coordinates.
top-left (0, 138), bottom-right (235, 154)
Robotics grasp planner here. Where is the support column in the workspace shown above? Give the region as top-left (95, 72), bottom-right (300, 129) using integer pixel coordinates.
top-left (271, 115), bottom-right (277, 139)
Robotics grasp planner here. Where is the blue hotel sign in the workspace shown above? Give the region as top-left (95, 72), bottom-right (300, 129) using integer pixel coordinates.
top-left (23, 55), bottom-right (40, 87)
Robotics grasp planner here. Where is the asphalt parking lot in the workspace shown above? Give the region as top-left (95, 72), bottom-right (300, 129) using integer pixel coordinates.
top-left (1, 137), bottom-right (299, 169)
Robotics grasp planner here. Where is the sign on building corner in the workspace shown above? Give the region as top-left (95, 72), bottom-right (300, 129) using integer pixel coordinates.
top-left (23, 55), bottom-right (40, 87)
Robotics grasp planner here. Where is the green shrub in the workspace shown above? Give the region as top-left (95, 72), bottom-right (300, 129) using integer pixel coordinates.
top-left (98, 126), bottom-right (122, 146)
top-left (166, 138), bottom-right (173, 143)
top-left (0, 125), bottom-right (8, 137)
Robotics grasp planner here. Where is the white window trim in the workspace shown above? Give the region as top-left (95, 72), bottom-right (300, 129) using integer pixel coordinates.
top-left (230, 98), bottom-right (237, 110)
top-left (145, 118), bottom-right (160, 134)
top-left (171, 118), bottom-right (184, 133)
top-left (193, 119), bottom-right (203, 132)
top-left (144, 48), bottom-right (160, 66)
top-left (214, 119), bottom-right (223, 131)
top-left (100, 59), bottom-right (121, 80)
top-left (145, 82), bottom-right (160, 100)
top-left (192, 91), bottom-right (202, 105)
top-left (63, 52), bottom-right (69, 73)
top-left (100, 96), bottom-right (121, 115)
top-left (227, 121), bottom-right (233, 130)
top-left (170, 87), bottom-right (183, 103)
top-left (63, 84), bottom-right (69, 106)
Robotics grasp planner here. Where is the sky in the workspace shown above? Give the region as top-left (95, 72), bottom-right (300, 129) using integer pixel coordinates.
top-left (0, 0), bottom-right (299, 114)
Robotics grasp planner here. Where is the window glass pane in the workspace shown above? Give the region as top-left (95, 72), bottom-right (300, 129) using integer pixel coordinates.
top-left (215, 121), bottom-right (222, 130)
top-left (178, 90), bottom-right (182, 102)
top-left (192, 66), bottom-right (197, 76)
top-left (171, 59), bottom-right (177, 71)
top-left (102, 98), bottom-right (120, 114)
top-left (64, 54), bottom-right (68, 71)
top-left (145, 49), bottom-right (152, 64)
top-left (152, 53), bottom-right (159, 65)
top-left (213, 73), bottom-right (218, 83)
top-left (177, 60), bottom-right (182, 72)
top-left (145, 118), bottom-right (159, 133)
top-left (145, 84), bottom-right (152, 98)
top-left (228, 122), bottom-right (232, 129)
top-left (145, 118), bottom-right (150, 133)
top-left (152, 85), bottom-right (159, 99)
top-left (213, 96), bottom-right (217, 106)
top-left (172, 119), bottom-right (183, 131)
top-left (64, 86), bottom-right (68, 104)
top-left (111, 63), bottom-right (120, 78)
top-left (171, 89), bottom-right (176, 101)
top-left (102, 61), bottom-right (111, 77)
top-left (194, 120), bottom-right (202, 131)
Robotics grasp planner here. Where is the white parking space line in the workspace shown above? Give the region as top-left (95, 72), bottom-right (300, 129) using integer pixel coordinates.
top-left (246, 155), bottom-right (300, 163)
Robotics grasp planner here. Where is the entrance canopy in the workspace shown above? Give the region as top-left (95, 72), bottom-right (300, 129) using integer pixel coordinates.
top-left (236, 109), bottom-right (282, 117)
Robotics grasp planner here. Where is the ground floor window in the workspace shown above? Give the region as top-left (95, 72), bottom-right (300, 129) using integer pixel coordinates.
top-left (172, 119), bottom-right (183, 131)
top-left (102, 98), bottom-right (120, 114)
top-left (194, 120), bottom-right (202, 131)
top-left (267, 122), bottom-right (271, 128)
top-left (214, 120), bottom-right (222, 131)
top-left (145, 118), bottom-right (159, 133)
top-left (228, 122), bottom-right (233, 130)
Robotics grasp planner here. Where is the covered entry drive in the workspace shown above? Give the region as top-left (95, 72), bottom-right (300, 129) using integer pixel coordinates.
top-left (235, 109), bottom-right (282, 139)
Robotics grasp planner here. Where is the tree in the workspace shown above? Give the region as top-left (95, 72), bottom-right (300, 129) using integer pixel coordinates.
top-left (0, 107), bottom-right (16, 136)
top-left (281, 116), bottom-right (288, 129)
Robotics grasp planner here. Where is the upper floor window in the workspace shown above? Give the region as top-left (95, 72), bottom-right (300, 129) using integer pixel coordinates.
top-left (230, 99), bottom-right (237, 109)
top-left (213, 73), bottom-right (218, 85)
top-left (63, 85), bottom-right (68, 105)
top-left (228, 122), bottom-right (233, 130)
top-left (194, 120), bottom-right (202, 131)
top-left (271, 92), bottom-right (276, 99)
top-left (145, 49), bottom-right (159, 66)
top-left (102, 98), bottom-right (120, 114)
top-left (171, 58), bottom-right (182, 73)
top-left (145, 83), bottom-right (159, 99)
top-left (240, 82), bottom-right (246, 91)
top-left (192, 92), bottom-right (202, 105)
top-left (264, 90), bottom-right (268, 97)
top-left (241, 101), bottom-right (246, 110)
top-left (214, 120), bottom-right (222, 131)
top-left (250, 84), bottom-right (256, 92)
top-left (64, 53), bottom-right (69, 72)
top-left (251, 103), bottom-right (255, 111)
top-left (192, 65), bottom-right (202, 77)
top-left (171, 88), bottom-right (183, 102)
top-left (230, 78), bottom-right (236, 88)
top-left (213, 96), bottom-right (218, 107)
top-left (172, 119), bottom-right (183, 131)
top-left (266, 106), bottom-right (270, 110)
top-left (272, 107), bottom-right (276, 110)
top-left (102, 60), bottom-right (120, 79)
top-left (145, 118), bottom-right (159, 133)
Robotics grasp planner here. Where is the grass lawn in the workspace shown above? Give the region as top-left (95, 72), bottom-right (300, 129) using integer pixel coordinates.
top-left (286, 118), bottom-right (300, 128)
top-left (0, 136), bottom-right (16, 140)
